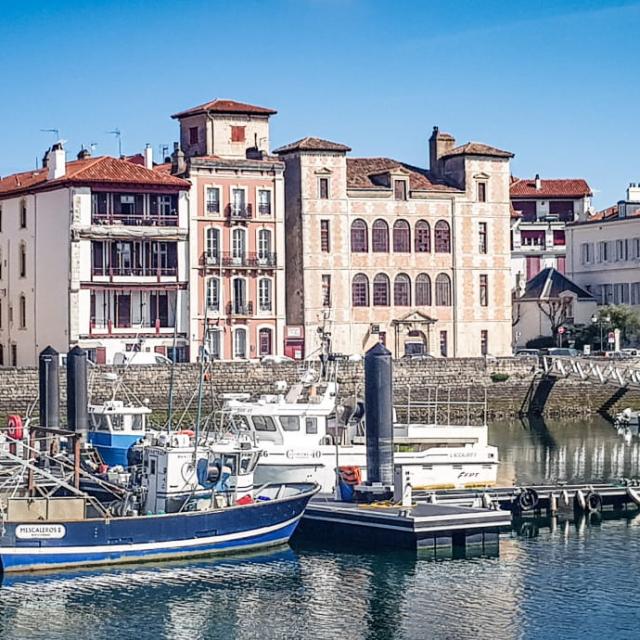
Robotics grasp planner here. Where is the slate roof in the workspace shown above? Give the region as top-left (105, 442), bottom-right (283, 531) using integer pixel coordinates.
top-left (0, 155), bottom-right (189, 199)
top-left (520, 267), bottom-right (595, 301)
top-left (511, 178), bottom-right (592, 198)
top-left (171, 98), bottom-right (277, 119)
top-left (273, 137), bottom-right (352, 154)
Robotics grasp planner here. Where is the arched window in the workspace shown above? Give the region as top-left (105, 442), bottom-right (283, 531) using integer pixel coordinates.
top-left (257, 229), bottom-right (272, 261)
top-left (232, 228), bottom-right (246, 263)
top-left (352, 273), bottom-right (369, 307)
top-left (234, 328), bottom-right (247, 359)
top-left (394, 274), bottom-right (411, 306)
top-left (415, 220), bottom-right (431, 253)
top-left (19, 294), bottom-right (26, 329)
top-left (373, 273), bottom-right (390, 306)
top-left (206, 228), bottom-right (220, 262)
top-left (434, 220), bottom-right (451, 253)
top-left (351, 219), bottom-right (368, 252)
top-left (206, 277), bottom-right (220, 311)
top-left (19, 243), bottom-right (26, 278)
top-left (435, 273), bottom-right (452, 306)
top-left (258, 278), bottom-right (272, 312)
top-left (372, 219), bottom-right (389, 252)
top-left (258, 327), bottom-right (273, 356)
top-left (415, 273), bottom-right (432, 306)
top-left (393, 220), bottom-right (410, 252)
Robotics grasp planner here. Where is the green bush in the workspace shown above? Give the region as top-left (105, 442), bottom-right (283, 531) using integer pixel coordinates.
top-left (490, 372), bottom-right (510, 383)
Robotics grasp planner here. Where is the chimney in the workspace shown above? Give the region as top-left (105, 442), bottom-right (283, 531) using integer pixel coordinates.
top-left (535, 174), bottom-right (541, 190)
top-left (429, 126), bottom-right (455, 178)
top-left (144, 144), bottom-right (153, 170)
top-left (171, 142), bottom-right (186, 175)
top-left (48, 142), bottom-right (66, 180)
top-left (77, 147), bottom-right (91, 160)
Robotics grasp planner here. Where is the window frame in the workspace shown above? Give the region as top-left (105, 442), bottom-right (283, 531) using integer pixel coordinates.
top-left (478, 222), bottom-right (488, 254)
top-left (415, 220), bottom-right (430, 253)
top-left (372, 219), bottom-right (389, 253)
top-left (318, 177), bottom-right (330, 200)
top-left (415, 273), bottom-right (432, 306)
top-left (434, 220), bottom-right (451, 253)
top-left (205, 186), bottom-right (221, 215)
top-left (350, 219), bottom-right (368, 253)
top-left (435, 273), bottom-right (452, 306)
top-left (479, 274), bottom-right (488, 307)
top-left (373, 273), bottom-right (390, 307)
top-left (393, 273), bottom-right (411, 307)
top-left (352, 273), bottom-right (369, 307)
top-left (320, 219), bottom-right (331, 252)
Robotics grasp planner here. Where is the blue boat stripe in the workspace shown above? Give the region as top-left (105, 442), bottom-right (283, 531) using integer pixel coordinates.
top-left (0, 514), bottom-right (302, 557)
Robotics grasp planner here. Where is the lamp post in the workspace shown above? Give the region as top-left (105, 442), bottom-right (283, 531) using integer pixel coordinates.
top-left (591, 313), bottom-right (611, 352)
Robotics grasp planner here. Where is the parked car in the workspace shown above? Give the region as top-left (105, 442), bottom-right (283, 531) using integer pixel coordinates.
top-left (515, 349), bottom-right (541, 358)
top-left (547, 347), bottom-right (579, 358)
top-left (113, 351), bottom-right (172, 365)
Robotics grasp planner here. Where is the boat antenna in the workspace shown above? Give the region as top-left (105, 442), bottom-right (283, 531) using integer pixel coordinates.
top-left (166, 292), bottom-right (179, 433)
top-left (194, 304), bottom-right (209, 455)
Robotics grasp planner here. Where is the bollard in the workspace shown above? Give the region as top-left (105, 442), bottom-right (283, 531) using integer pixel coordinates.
top-left (364, 342), bottom-right (394, 486)
top-left (39, 346), bottom-right (60, 428)
top-left (67, 346), bottom-right (88, 436)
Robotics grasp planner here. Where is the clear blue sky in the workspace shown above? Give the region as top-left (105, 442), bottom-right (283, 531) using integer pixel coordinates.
top-left (1, 0), bottom-right (639, 208)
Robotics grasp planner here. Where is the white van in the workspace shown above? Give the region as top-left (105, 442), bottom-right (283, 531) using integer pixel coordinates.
top-left (112, 352), bottom-right (172, 366)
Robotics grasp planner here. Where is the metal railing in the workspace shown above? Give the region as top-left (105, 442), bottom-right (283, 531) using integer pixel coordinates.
top-left (92, 213), bottom-right (179, 227)
top-left (226, 301), bottom-right (254, 316)
top-left (92, 265), bottom-right (178, 277)
top-left (542, 355), bottom-right (640, 388)
top-left (201, 252), bottom-right (277, 268)
top-left (228, 204), bottom-right (252, 220)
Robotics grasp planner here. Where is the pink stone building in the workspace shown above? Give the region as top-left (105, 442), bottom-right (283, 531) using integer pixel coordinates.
top-left (171, 99), bottom-right (285, 360)
top-left (275, 128), bottom-right (514, 358)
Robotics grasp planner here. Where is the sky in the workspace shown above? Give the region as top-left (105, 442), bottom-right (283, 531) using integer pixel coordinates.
top-left (1, 0), bottom-right (639, 208)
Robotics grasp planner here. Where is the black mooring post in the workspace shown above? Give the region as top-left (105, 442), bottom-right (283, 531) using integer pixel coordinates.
top-left (39, 346), bottom-right (60, 429)
top-left (67, 346), bottom-right (88, 436)
top-left (364, 342), bottom-right (394, 486)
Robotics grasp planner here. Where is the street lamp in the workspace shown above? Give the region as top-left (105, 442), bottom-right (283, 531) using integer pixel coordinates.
top-left (591, 313), bottom-right (612, 352)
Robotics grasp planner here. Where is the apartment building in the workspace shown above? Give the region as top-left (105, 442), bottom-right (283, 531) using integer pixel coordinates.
top-left (170, 99), bottom-right (286, 360)
top-left (511, 176), bottom-right (592, 286)
top-left (566, 183), bottom-right (640, 306)
top-left (0, 143), bottom-right (191, 365)
top-left (275, 127), bottom-right (514, 359)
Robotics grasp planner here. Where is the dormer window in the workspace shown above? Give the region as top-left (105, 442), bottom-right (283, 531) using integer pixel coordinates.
top-left (477, 181), bottom-right (487, 202)
top-left (394, 180), bottom-right (407, 201)
top-left (189, 127), bottom-right (199, 145)
top-left (231, 126), bottom-right (246, 143)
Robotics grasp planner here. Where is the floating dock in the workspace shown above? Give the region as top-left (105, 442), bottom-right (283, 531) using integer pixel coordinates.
top-left (297, 495), bottom-right (510, 551)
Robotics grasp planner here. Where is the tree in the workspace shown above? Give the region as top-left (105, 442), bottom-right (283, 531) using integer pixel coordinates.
top-left (586, 305), bottom-right (640, 346)
top-left (536, 296), bottom-right (573, 337)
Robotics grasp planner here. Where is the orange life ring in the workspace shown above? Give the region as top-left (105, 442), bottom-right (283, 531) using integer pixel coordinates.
top-left (177, 429), bottom-right (195, 437)
top-left (7, 415), bottom-right (23, 441)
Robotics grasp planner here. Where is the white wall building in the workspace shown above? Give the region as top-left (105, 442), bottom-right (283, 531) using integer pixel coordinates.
top-left (511, 176), bottom-right (592, 288)
top-left (566, 183), bottom-right (640, 307)
top-left (0, 144), bottom-right (191, 365)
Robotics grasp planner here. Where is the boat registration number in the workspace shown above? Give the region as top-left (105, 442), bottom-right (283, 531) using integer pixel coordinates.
top-left (16, 524), bottom-right (66, 540)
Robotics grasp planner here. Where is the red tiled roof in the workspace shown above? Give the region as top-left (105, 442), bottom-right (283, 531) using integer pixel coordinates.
top-left (511, 177), bottom-right (592, 198)
top-left (124, 153), bottom-right (145, 166)
top-left (189, 155), bottom-right (284, 168)
top-left (152, 162), bottom-right (173, 174)
top-left (441, 142), bottom-right (513, 159)
top-left (273, 137), bottom-right (352, 154)
top-left (569, 204), bottom-right (640, 226)
top-left (346, 157), bottom-right (459, 192)
top-left (0, 156), bottom-right (189, 198)
top-left (171, 98), bottom-right (277, 119)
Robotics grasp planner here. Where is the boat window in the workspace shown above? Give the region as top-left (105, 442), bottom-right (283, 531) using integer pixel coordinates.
top-left (131, 415), bottom-right (144, 432)
top-left (233, 414), bottom-right (251, 430)
top-left (97, 416), bottom-right (110, 432)
top-left (252, 415), bottom-right (276, 432)
top-left (240, 454), bottom-right (253, 473)
top-left (306, 417), bottom-right (318, 434)
top-left (223, 455), bottom-right (237, 474)
top-left (111, 415), bottom-right (124, 432)
top-left (150, 459), bottom-right (156, 474)
top-left (280, 416), bottom-right (300, 431)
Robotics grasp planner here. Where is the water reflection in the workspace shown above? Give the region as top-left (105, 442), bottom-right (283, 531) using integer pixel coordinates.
top-left (491, 415), bottom-right (640, 485)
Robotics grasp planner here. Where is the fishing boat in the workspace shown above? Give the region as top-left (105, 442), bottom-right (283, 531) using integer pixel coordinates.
top-left (0, 429), bottom-right (318, 573)
top-left (221, 371), bottom-right (498, 493)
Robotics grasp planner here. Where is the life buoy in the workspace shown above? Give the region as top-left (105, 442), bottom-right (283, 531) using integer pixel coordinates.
top-left (338, 465), bottom-right (362, 486)
top-left (7, 415), bottom-right (23, 441)
top-left (177, 429), bottom-right (195, 437)
top-left (517, 488), bottom-right (539, 512)
top-left (584, 491), bottom-right (602, 513)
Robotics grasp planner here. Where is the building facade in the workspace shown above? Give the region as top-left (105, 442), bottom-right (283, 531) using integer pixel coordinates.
top-left (566, 183), bottom-right (640, 306)
top-left (0, 144), bottom-right (191, 365)
top-left (171, 99), bottom-right (286, 361)
top-left (510, 176), bottom-right (592, 287)
top-left (275, 128), bottom-right (514, 359)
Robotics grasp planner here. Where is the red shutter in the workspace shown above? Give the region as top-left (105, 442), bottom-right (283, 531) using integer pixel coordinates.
top-left (95, 347), bottom-right (106, 365)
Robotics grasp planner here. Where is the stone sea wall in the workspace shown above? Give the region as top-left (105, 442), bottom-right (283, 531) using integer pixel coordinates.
top-left (0, 357), bottom-right (638, 423)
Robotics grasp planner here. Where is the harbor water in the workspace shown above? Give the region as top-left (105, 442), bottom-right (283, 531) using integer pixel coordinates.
top-left (2, 415), bottom-right (640, 640)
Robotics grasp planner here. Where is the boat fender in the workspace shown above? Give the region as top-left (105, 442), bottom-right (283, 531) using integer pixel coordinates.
top-left (481, 493), bottom-right (493, 509)
top-left (177, 429), bottom-right (195, 437)
top-left (7, 415), bottom-right (23, 441)
top-left (561, 490), bottom-right (570, 506)
top-left (584, 491), bottom-right (602, 513)
top-left (574, 489), bottom-right (586, 512)
top-left (518, 488), bottom-right (539, 512)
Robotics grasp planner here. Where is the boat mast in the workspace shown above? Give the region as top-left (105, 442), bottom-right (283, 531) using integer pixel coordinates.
top-left (166, 293), bottom-right (179, 433)
top-left (194, 304), bottom-right (209, 453)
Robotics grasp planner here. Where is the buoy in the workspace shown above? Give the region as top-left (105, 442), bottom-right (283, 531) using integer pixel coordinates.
top-left (7, 415), bottom-right (23, 441)
top-left (584, 491), bottom-right (602, 513)
top-left (517, 488), bottom-right (539, 512)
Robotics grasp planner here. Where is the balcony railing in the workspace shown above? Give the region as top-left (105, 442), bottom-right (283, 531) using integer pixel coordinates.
top-left (258, 204), bottom-right (271, 215)
top-left (228, 204), bottom-right (252, 221)
top-left (92, 212), bottom-right (179, 227)
top-left (90, 318), bottom-right (175, 332)
top-left (92, 265), bottom-right (178, 277)
top-left (226, 301), bottom-right (254, 316)
top-left (202, 252), bottom-right (277, 268)
top-left (206, 202), bottom-right (220, 214)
